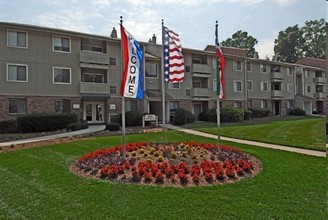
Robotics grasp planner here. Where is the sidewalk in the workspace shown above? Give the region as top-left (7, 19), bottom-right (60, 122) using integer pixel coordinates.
top-left (164, 124), bottom-right (326, 158)
top-left (0, 125), bottom-right (105, 147)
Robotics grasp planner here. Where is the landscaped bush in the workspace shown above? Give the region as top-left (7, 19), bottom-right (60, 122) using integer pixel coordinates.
top-left (66, 122), bottom-right (89, 131)
top-left (0, 120), bottom-right (18, 133)
top-left (198, 111), bottom-right (208, 121)
top-left (288, 108), bottom-right (305, 116)
top-left (221, 107), bottom-right (244, 122)
top-left (207, 107), bottom-right (244, 123)
top-left (106, 122), bottom-right (120, 131)
top-left (17, 113), bottom-right (78, 132)
top-left (243, 109), bottom-right (252, 120)
top-left (248, 108), bottom-right (271, 118)
top-left (173, 108), bottom-right (195, 125)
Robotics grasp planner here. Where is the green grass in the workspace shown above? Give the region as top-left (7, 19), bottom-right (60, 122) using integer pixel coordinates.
top-left (0, 131), bottom-right (326, 219)
top-left (192, 116), bottom-right (326, 151)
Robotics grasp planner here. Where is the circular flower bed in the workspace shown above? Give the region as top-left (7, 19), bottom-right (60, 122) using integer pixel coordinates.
top-left (73, 142), bottom-right (261, 187)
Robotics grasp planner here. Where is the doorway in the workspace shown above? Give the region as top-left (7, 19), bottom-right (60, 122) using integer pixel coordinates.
top-left (83, 102), bottom-right (104, 123)
top-left (272, 101), bottom-right (281, 115)
top-left (193, 103), bottom-right (202, 120)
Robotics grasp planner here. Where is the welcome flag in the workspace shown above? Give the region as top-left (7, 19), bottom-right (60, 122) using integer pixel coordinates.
top-left (215, 23), bottom-right (225, 99)
top-left (120, 25), bottom-right (144, 99)
top-left (163, 26), bottom-right (185, 83)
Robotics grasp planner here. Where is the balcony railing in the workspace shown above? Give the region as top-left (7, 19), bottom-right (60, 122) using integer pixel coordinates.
top-left (271, 90), bottom-right (284, 98)
top-left (80, 82), bottom-right (110, 95)
top-left (191, 88), bottom-right (211, 98)
top-left (314, 92), bottom-right (325, 99)
top-left (80, 51), bottom-right (109, 66)
top-left (314, 77), bottom-right (326, 84)
top-left (191, 63), bottom-right (212, 77)
top-left (271, 72), bottom-right (283, 80)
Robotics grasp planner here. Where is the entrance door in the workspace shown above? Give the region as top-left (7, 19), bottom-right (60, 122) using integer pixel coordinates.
top-left (83, 102), bottom-right (104, 123)
top-left (272, 101), bottom-right (280, 115)
top-left (193, 103), bottom-right (202, 120)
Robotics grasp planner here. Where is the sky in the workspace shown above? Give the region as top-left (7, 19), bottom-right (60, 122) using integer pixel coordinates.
top-left (0, 0), bottom-right (325, 59)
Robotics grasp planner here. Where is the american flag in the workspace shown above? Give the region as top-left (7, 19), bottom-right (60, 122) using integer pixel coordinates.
top-left (215, 23), bottom-right (225, 99)
top-left (163, 26), bottom-right (185, 83)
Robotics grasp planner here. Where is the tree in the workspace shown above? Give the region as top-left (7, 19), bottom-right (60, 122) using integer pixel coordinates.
top-left (273, 19), bottom-right (326, 63)
top-left (273, 25), bottom-right (304, 63)
top-left (302, 19), bottom-right (326, 59)
top-left (221, 30), bottom-right (258, 57)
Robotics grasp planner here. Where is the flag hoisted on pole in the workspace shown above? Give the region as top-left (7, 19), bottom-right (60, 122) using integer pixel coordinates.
top-left (161, 20), bottom-right (185, 143)
top-left (119, 16), bottom-right (144, 158)
top-left (215, 20), bottom-right (225, 148)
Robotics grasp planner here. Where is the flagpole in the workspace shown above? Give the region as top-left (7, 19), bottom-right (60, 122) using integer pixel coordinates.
top-left (216, 20), bottom-right (221, 148)
top-left (120, 16), bottom-right (126, 158)
top-left (161, 19), bottom-right (166, 144)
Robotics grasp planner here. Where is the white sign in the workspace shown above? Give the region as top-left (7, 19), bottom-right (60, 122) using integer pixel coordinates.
top-left (144, 114), bottom-right (156, 121)
top-left (110, 104), bottom-right (116, 110)
top-left (73, 104), bottom-right (80, 109)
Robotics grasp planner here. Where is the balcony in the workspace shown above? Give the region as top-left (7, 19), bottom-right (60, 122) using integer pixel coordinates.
top-left (80, 51), bottom-right (109, 69)
top-left (314, 92), bottom-right (326, 100)
top-left (191, 63), bottom-right (212, 77)
top-left (271, 72), bottom-right (283, 81)
top-left (80, 82), bottom-right (110, 96)
top-left (271, 90), bottom-right (284, 98)
top-left (314, 77), bottom-right (326, 84)
top-left (191, 88), bottom-right (211, 100)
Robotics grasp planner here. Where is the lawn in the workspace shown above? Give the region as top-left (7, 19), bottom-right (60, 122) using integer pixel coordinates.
top-left (191, 116), bottom-right (326, 151)
top-left (0, 131), bottom-right (325, 219)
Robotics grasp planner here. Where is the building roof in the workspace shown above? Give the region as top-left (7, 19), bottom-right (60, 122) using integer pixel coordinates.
top-left (204, 45), bottom-right (248, 57)
top-left (296, 57), bottom-right (326, 69)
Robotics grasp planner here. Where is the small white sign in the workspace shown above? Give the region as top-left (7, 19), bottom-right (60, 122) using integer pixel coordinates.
top-left (73, 104), bottom-right (80, 109)
top-left (144, 114), bottom-right (156, 121)
top-left (110, 104), bottom-right (116, 110)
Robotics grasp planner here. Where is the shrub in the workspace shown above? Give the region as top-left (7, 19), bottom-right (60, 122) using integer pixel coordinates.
top-left (248, 108), bottom-right (271, 118)
top-left (220, 107), bottom-right (244, 122)
top-left (198, 111), bottom-right (208, 121)
top-left (288, 108), bottom-right (305, 116)
top-left (173, 108), bottom-right (195, 125)
top-left (0, 120), bottom-right (18, 133)
top-left (66, 122), bottom-right (89, 131)
top-left (243, 109), bottom-right (252, 120)
top-left (117, 111), bottom-right (143, 126)
top-left (207, 108), bottom-right (217, 122)
top-left (106, 122), bottom-right (120, 131)
top-left (17, 113), bottom-right (78, 132)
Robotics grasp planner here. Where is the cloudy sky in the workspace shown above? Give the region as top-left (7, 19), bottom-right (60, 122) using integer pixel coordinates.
top-left (0, 0), bottom-right (325, 58)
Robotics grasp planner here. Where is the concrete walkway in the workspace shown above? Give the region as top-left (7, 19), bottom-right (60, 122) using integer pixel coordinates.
top-left (164, 124), bottom-right (326, 158)
top-left (0, 125), bottom-right (105, 147)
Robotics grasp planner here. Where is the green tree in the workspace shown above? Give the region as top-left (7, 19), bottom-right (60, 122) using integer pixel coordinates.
top-left (221, 30), bottom-right (258, 57)
top-left (273, 25), bottom-right (304, 63)
top-left (301, 19), bottom-right (326, 59)
top-left (273, 19), bottom-right (326, 62)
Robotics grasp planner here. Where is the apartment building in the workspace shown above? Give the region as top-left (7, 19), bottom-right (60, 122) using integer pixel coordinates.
top-left (0, 22), bottom-right (326, 124)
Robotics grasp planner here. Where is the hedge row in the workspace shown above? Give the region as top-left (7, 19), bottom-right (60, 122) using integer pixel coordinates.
top-left (0, 120), bottom-right (18, 133)
top-left (173, 108), bottom-right (195, 125)
top-left (288, 108), bottom-right (305, 116)
top-left (207, 107), bottom-right (245, 123)
top-left (17, 113), bottom-right (78, 132)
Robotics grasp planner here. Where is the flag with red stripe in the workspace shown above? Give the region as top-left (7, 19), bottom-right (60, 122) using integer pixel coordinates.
top-left (163, 26), bottom-right (185, 83)
top-left (215, 23), bottom-right (225, 99)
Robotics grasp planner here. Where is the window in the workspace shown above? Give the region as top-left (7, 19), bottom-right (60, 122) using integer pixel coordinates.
top-left (233, 60), bottom-right (242, 71)
top-left (126, 100), bottom-right (137, 111)
top-left (315, 70), bottom-right (323, 78)
top-left (145, 62), bottom-right (157, 77)
top-left (81, 44), bottom-right (104, 52)
top-left (260, 64), bottom-right (267, 73)
top-left (110, 86), bottom-right (117, 94)
top-left (306, 85), bottom-right (311, 93)
top-left (55, 99), bottom-right (71, 113)
top-left (316, 85), bottom-right (323, 93)
top-left (8, 30), bottom-right (27, 48)
top-left (246, 62), bottom-right (252, 72)
top-left (185, 66), bottom-right (191, 72)
top-left (213, 79), bottom-right (217, 91)
top-left (260, 100), bottom-right (267, 109)
top-left (234, 81), bottom-right (242, 92)
top-left (82, 73), bottom-right (104, 83)
top-left (248, 100), bottom-right (253, 107)
top-left (192, 81), bottom-right (201, 88)
top-left (109, 58), bottom-right (116, 66)
top-left (7, 64), bottom-right (28, 82)
top-left (287, 67), bottom-right (293, 76)
top-left (9, 99), bottom-right (27, 114)
top-left (247, 80), bottom-right (253, 91)
top-left (53, 36), bottom-right (70, 52)
top-left (305, 69), bottom-right (311, 77)
top-left (169, 101), bottom-right (179, 114)
top-left (261, 81), bottom-right (268, 91)
top-left (53, 67), bottom-right (71, 84)
top-left (234, 102), bottom-right (242, 108)
top-left (287, 100), bottom-right (293, 109)
top-left (271, 65), bottom-right (281, 72)
top-left (186, 89), bottom-right (191, 96)
top-left (169, 83), bottom-right (180, 89)
top-left (287, 83), bottom-right (294, 93)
